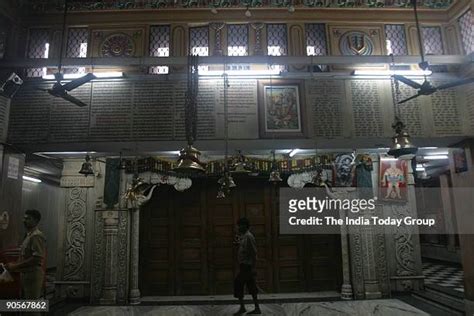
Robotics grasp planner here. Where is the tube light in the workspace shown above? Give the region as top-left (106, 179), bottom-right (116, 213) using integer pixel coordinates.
top-left (198, 69), bottom-right (281, 77)
top-left (289, 149), bottom-right (300, 157)
top-left (23, 175), bottom-right (42, 183)
top-left (352, 69), bottom-right (432, 77)
top-left (423, 155), bottom-right (448, 160)
top-left (42, 72), bottom-right (123, 80)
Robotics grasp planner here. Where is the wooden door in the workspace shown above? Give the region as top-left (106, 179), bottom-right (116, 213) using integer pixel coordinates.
top-left (140, 182), bottom-right (208, 295)
top-left (140, 178), bottom-right (342, 295)
top-left (140, 185), bottom-right (176, 295)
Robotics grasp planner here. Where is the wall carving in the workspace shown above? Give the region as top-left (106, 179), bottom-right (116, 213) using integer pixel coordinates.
top-left (91, 211), bottom-right (105, 301)
top-left (349, 231), bottom-right (364, 298)
top-left (117, 211), bottom-right (129, 303)
top-left (391, 204), bottom-right (416, 276)
top-left (91, 29), bottom-right (144, 57)
top-left (20, 0), bottom-right (453, 12)
top-left (64, 188), bottom-right (87, 281)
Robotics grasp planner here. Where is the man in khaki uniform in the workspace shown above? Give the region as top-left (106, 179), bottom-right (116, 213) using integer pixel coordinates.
top-left (6, 209), bottom-right (46, 299)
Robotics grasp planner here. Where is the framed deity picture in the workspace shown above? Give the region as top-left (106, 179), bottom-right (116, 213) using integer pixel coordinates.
top-left (379, 158), bottom-right (408, 202)
top-left (258, 80), bottom-right (306, 138)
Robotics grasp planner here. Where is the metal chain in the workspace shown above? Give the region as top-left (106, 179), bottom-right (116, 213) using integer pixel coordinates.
top-left (389, 54), bottom-right (401, 120)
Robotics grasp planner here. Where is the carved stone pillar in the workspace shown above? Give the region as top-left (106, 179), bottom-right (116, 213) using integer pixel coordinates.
top-left (100, 210), bottom-right (119, 304)
top-left (384, 155), bottom-right (424, 292)
top-left (57, 159), bottom-right (106, 300)
top-left (129, 207), bottom-right (141, 305)
top-left (361, 207), bottom-right (382, 299)
top-left (339, 209), bottom-right (353, 300)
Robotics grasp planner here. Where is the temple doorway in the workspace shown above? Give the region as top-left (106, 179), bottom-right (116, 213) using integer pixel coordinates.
top-left (139, 178), bottom-right (342, 296)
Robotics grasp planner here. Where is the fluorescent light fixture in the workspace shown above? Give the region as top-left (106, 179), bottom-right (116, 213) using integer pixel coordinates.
top-left (198, 69), bottom-right (281, 77)
top-left (424, 151), bottom-right (448, 156)
top-left (420, 147), bottom-right (438, 149)
top-left (381, 157), bottom-right (399, 161)
top-left (42, 72), bottom-right (123, 80)
top-left (289, 149), bottom-right (300, 158)
top-left (35, 151), bottom-right (97, 155)
top-left (352, 69), bottom-right (432, 77)
top-left (23, 175), bottom-right (42, 183)
top-left (423, 155), bottom-right (448, 160)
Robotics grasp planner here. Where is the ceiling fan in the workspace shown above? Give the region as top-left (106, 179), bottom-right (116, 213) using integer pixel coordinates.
top-left (394, 0), bottom-right (474, 104)
top-left (38, 0), bottom-right (96, 107)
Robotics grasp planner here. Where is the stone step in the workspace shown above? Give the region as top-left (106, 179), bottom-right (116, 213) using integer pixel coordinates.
top-left (412, 288), bottom-right (464, 316)
top-left (141, 291), bottom-right (341, 306)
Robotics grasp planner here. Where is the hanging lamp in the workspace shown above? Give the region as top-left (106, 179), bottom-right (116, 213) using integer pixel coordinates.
top-left (175, 54), bottom-right (206, 173)
top-left (388, 54), bottom-right (418, 158)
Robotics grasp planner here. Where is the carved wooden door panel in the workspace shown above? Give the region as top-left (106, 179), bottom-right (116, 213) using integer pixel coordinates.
top-left (236, 179), bottom-right (274, 293)
top-left (140, 182), bottom-right (209, 295)
top-left (303, 234), bottom-right (342, 291)
top-left (140, 185), bottom-right (176, 296)
top-left (173, 179), bottom-right (209, 295)
top-left (206, 180), bottom-right (239, 294)
top-left (140, 179), bottom-right (342, 295)
top-left (270, 185), bottom-right (306, 292)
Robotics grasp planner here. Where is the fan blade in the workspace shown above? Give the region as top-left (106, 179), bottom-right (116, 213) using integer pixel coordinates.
top-left (436, 78), bottom-right (474, 91)
top-left (398, 93), bottom-right (421, 104)
top-left (63, 73), bottom-right (96, 91)
top-left (61, 93), bottom-right (88, 107)
top-left (393, 75), bottom-right (423, 90)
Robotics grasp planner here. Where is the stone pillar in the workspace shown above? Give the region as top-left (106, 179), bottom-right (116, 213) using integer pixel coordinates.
top-left (128, 207), bottom-right (141, 305)
top-left (339, 209), bottom-right (353, 300)
top-left (439, 174), bottom-right (457, 252)
top-left (99, 210), bottom-right (119, 304)
top-left (56, 159), bottom-right (105, 299)
top-left (449, 143), bottom-right (474, 315)
top-left (383, 155), bottom-right (424, 292)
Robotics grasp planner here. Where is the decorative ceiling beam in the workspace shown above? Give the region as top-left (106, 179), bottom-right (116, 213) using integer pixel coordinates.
top-left (0, 55), bottom-right (469, 68)
top-left (19, 0), bottom-right (455, 12)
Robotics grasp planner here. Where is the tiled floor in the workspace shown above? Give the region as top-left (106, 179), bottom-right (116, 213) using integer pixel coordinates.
top-left (68, 299), bottom-right (429, 316)
top-left (422, 261), bottom-right (464, 293)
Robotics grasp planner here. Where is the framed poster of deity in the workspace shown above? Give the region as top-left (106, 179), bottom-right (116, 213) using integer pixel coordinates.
top-left (258, 80), bottom-right (306, 138)
top-left (379, 158), bottom-right (408, 202)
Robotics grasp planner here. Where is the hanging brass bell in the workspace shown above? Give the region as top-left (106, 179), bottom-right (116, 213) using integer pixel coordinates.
top-left (217, 188), bottom-right (226, 198)
top-left (174, 145), bottom-right (206, 173)
top-left (219, 173), bottom-right (237, 188)
top-left (268, 170), bottom-right (283, 182)
top-left (387, 119), bottom-right (418, 158)
top-left (79, 155), bottom-right (94, 177)
top-left (232, 161), bottom-right (251, 174)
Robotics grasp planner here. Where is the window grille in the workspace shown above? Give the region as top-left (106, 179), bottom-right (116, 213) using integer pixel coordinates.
top-left (227, 24), bottom-right (248, 56)
top-left (65, 27), bottom-right (89, 74)
top-left (306, 23), bottom-right (328, 72)
top-left (26, 28), bottom-right (50, 78)
top-left (384, 24), bottom-right (408, 55)
top-left (421, 26), bottom-right (444, 55)
top-left (189, 26), bottom-right (209, 56)
top-left (458, 10), bottom-right (473, 55)
top-left (149, 25), bottom-right (170, 74)
top-left (0, 30), bottom-right (6, 59)
top-left (267, 24), bottom-right (288, 72)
